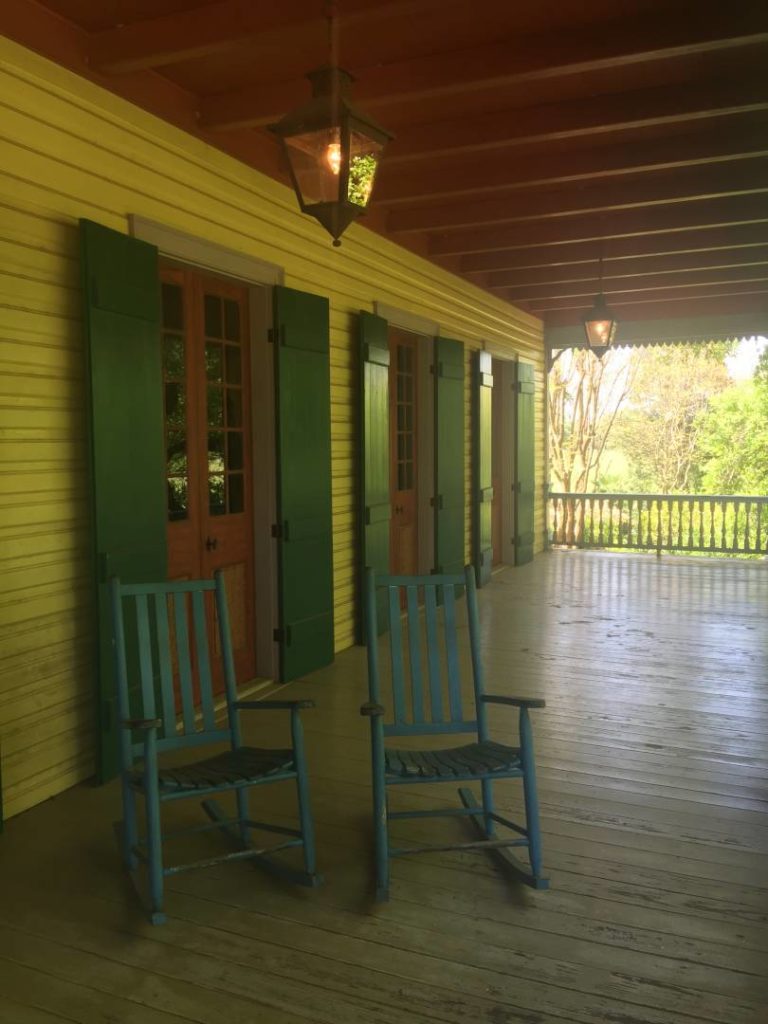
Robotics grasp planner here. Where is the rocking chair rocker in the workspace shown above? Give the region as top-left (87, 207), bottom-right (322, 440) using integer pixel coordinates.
top-left (110, 573), bottom-right (320, 924)
top-left (361, 565), bottom-right (548, 901)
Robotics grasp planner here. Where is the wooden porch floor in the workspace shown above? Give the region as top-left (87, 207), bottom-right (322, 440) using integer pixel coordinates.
top-left (1, 551), bottom-right (767, 1024)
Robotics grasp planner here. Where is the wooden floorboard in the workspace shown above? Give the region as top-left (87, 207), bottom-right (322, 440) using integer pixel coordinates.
top-left (0, 551), bottom-right (766, 1023)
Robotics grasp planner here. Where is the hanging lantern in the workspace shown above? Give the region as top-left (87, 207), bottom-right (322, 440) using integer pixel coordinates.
top-left (270, 66), bottom-right (392, 246)
top-left (581, 245), bottom-right (617, 358)
top-left (583, 292), bottom-right (618, 359)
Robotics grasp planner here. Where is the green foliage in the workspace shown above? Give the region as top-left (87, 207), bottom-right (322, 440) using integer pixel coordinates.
top-left (348, 154), bottom-right (377, 206)
top-left (698, 382), bottom-right (768, 495)
top-left (610, 342), bottom-right (731, 493)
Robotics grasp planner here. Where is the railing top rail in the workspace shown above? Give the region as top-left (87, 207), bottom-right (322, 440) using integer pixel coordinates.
top-left (548, 492), bottom-right (768, 504)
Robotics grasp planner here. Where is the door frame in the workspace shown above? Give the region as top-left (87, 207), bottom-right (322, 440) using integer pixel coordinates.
top-left (132, 216), bottom-right (282, 681)
top-left (375, 303), bottom-right (437, 574)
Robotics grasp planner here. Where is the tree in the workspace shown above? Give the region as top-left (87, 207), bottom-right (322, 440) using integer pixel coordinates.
top-left (611, 342), bottom-right (731, 494)
top-left (699, 381), bottom-right (768, 495)
top-left (548, 347), bottom-right (636, 494)
top-left (548, 347), bottom-right (636, 543)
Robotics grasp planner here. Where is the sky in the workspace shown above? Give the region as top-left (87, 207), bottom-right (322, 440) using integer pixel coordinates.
top-left (726, 336), bottom-right (768, 381)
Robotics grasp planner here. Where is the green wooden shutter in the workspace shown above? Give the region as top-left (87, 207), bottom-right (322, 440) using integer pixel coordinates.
top-left (273, 285), bottom-right (334, 680)
top-left (515, 360), bottom-right (536, 565)
top-left (473, 350), bottom-right (494, 586)
top-left (80, 219), bottom-right (167, 783)
top-left (358, 311), bottom-right (390, 641)
top-left (434, 338), bottom-right (465, 575)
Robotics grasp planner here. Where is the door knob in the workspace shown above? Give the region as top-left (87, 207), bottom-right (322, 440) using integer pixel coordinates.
top-left (205, 536), bottom-right (218, 551)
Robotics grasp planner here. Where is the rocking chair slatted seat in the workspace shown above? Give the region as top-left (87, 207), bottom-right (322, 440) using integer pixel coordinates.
top-left (361, 565), bottom-right (549, 901)
top-left (110, 572), bottom-right (320, 925)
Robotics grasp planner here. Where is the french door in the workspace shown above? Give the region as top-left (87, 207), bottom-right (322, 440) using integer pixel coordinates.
top-left (160, 265), bottom-right (256, 691)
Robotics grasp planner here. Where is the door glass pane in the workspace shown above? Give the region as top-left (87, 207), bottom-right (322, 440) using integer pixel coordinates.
top-left (163, 334), bottom-right (184, 377)
top-left (204, 294), bottom-right (223, 338)
top-left (162, 283), bottom-right (183, 331)
top-left (227, 432), bottom-right (243, 471)
top-left (225, 345), bottom-right (242, 385)
top-left (228, 473), bottom-right (244, 513)
top-left (208, 431), bottom-right (225, 472)
top-left (207, 385), bottom-right (224, 427)
top-left (165, 382), bottom-right (185, 427)
top-left (206, 342), bottom-right (223, 382)
top-left (168, 477), bottom-right (188, 520)
top-left (226, 389), bottom-right (242, 428)
top-left (224, 300), bottom-right (240, 342)
top-left (209, 475), bottom-right (225, 515)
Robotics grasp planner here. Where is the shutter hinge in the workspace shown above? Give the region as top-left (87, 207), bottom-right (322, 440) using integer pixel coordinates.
top-left (273, 627), bottom-right (283, 642)
top-left (271, 522), bottom-right (282, 539)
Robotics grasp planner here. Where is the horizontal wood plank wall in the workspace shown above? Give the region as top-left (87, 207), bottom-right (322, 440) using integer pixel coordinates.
top-left (0, 37), bottom-right (544, 819)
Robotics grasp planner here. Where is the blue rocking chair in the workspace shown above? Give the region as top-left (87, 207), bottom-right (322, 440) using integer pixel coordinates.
top-left (110, 573), bottom-right (320, 924)
top-left (361, 566), bottom-right (549, 901)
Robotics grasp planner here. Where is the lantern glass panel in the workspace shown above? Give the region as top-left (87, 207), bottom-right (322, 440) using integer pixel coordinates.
top-left (284, 127), bottom-right (342, 207)
top-left (347, 130), bottom-right (384, 208)
top-left (584, 318), bottom-right (615, 348)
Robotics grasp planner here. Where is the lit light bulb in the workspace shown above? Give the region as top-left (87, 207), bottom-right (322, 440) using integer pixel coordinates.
top-left (326, 142), bottom-right (341, 175)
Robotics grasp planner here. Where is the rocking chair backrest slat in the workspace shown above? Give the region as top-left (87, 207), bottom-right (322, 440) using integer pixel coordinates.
top-left (405, 585), bottom-right (425, 724)
top-left (442, 585), bottom-right (463, 723)
top-left (153, 593), bottom-right (176, 737)
top-left (173, 591), bottom-right (197, 734)
top-left (366, 567), bottom-right (483, 738)
top-left (192, 589), bottom-right (216, 733)
top-left (388, 585), bottom-right (407, 723)
top-left (423, 583), bottom-right (443, 722)
top-left (110, 575), bottom-right (235, 762)
top-left (135, 594), bottom-right (157, 720)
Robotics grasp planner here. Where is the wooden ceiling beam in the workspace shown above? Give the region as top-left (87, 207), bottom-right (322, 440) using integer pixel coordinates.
top-left (387, 161), bottom-right (768, 234)
top-left (544, 290), bottom-right (768, 325)
top-left (499, 264), bottom-right (768, 303)
top-left (387, 77), bottom-right (768, 164)
top-left (487, 245), bottom-right (768, 289)
top-left (460, 223), bottom-right (768, 273)
top-left (376, 124), bottom-right (768, 204)
top-left (198, 4), bottom-right (768, 130)
top-left (430, 195), bottom-right (768, 256)
top-left (525, 280), bottom-right (768, 313)
top-left (91, 0), bottom-right (428, 74)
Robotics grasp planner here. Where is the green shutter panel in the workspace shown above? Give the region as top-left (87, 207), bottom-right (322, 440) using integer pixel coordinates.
top-left (515, 360), bottom-right (536, 565)
top-left (434, 338), bottom-right (465, 575)
top-left (473, 350), bottom-right (494, 586)
top-left (80, 219), bottom-right (167, 783)
top-left (273, 285), bottom-right (334, 680)
top-left (358, 311), bottom-right (390, 641)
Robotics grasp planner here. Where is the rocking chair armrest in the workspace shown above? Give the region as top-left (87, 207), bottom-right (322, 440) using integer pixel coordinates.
top-left (122, 717), bottom-right (162, 731)
top-left (233, 699), bottom-right (315, 712)
top-left (481, 695), bottom-right (546, 710)
top-left (360, 702), bottom-right (386, 717)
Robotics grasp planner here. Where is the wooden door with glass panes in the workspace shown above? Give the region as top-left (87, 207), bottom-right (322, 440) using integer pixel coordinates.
top-left (388, 328), bottom-right (419, 579)
top-left (161, 266), bottom-right (256, 692)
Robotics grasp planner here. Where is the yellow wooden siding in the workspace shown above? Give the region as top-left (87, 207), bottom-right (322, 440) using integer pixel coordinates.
top-left (0, 37), bottom-right (545, 819)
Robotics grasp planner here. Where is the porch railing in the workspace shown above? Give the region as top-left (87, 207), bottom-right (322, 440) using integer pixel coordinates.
top-left (548, 492), bottom-right (768, 556)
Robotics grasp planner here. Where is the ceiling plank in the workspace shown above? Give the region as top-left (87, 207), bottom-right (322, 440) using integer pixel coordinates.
top-left (91, 0), bottom-right (432, 74)
top-left (198, 4), bottom-right (768, 129)
top-left (386, 77), bottom-right (768, 163)
top-left (499, 264), bottom-right (768, 303)
top-left (376, 123), bottom-right (768, 203)
top-left (387, 160), bottom-right (768, 233)
top-left (526, 280), bottom-right (768, 313)
top-left (543, 292), bottom-right (768, 329)
top-left (460, 224), bottom-right (768, 273)
top-left (430, 195), bottom-right (768, 256)
top-left (487, 246), bottom-right (768, 288)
